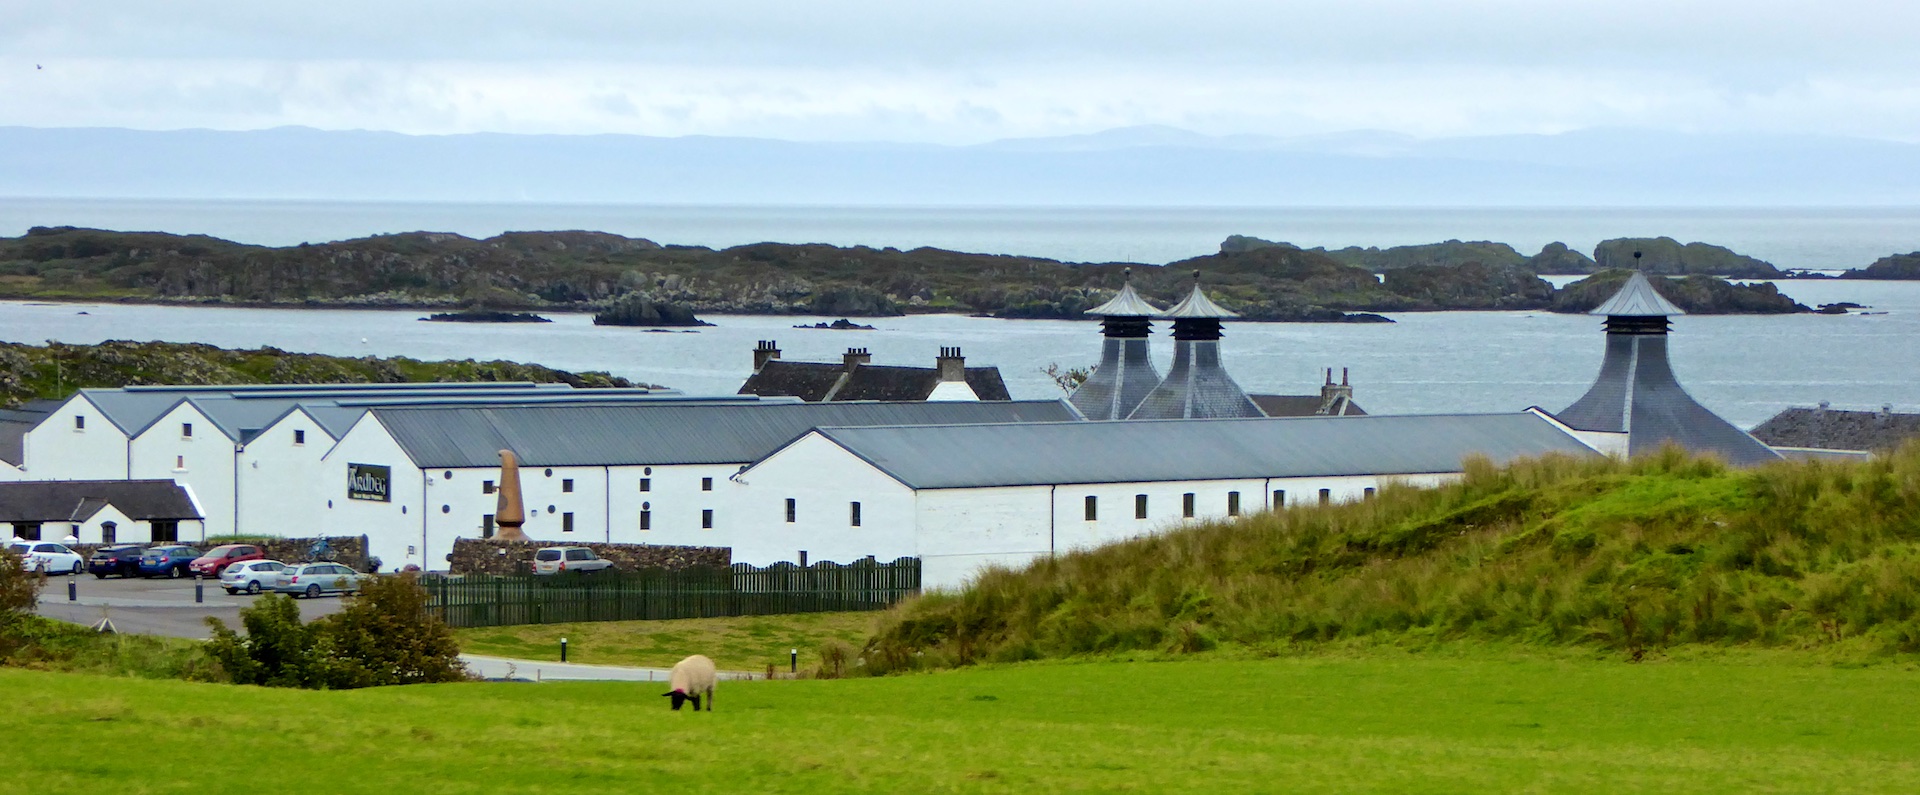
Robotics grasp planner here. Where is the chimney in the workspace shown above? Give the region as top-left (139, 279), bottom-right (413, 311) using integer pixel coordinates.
top-left (842, 347), bottom-right (871, 373)
top-left (752, 340), bottom-right (781, 372)
top-left (937, 347), bottom-right (967, 382)
top-left (1318, 367), bottom-right (1355, 415)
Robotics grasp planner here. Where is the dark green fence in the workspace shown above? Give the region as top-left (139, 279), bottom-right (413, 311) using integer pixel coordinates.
top-left (421, 557), bottom-right (921, 628)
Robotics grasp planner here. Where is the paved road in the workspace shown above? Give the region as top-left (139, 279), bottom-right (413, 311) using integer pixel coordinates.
top-left (30, 571), bottom-right (346, 639)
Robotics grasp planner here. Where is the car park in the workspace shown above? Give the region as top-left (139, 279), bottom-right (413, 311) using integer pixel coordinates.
top-left (8, 541), bottom-right (85, 575)
top-left (88, 544), bottom-right (147, 578)
top-left (531, 546), bottom-right (616, 575)
top-left (274, 563), bottom-right (369, 598)
top-left (138, 545), bottom-right (203, 579)
top-left (220, 559), bottom-right (288, 595)
top-left (189, 544), bottom-right (266, 578)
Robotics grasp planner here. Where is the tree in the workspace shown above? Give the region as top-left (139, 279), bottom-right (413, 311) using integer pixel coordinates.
top-left (1043, 362), bottom-right (1090, 394)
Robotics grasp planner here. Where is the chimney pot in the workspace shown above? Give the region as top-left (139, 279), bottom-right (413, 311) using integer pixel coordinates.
top-left (936, 346), bottom-right (966, 382)
top-left (842, 347), bottom-right (871, 373)
top-left (752, 340), bottom-right (782, 371)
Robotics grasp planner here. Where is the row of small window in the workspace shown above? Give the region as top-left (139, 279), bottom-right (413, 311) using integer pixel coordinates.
top-left (71, 416), bottom-right (311, 446)
top-left (783, 499), bottom-right (863, 527)
top-left (1086, 487), bottom-right (1374, 521)
top-left (477, 507), bottom-right (717, 536)
top-left (10, 520), bottom-right (177, 543)
top-left (479, 476), bottom-right (711, 495)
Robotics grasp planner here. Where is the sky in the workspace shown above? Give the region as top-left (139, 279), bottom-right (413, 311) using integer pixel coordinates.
top-left (4, 0), bottom-right (1919, 144)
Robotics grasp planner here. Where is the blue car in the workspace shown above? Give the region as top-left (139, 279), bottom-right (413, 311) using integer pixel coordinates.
top-left (138, 545), bottom-right (203, 578)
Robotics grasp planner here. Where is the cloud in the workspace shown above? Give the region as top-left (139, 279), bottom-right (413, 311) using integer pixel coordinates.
top-left (4, 0), bottom-right (1919, 141)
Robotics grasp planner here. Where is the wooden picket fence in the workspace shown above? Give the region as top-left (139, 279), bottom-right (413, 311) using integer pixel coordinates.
top-left (420, 557), bottom-right (921, 628)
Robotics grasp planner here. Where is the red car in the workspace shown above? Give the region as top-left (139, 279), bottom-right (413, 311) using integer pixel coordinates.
top-left (188, 544), bottom-right (266, 577)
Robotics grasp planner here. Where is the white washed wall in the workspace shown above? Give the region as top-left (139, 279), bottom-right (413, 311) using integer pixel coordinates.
top-left (606, 463), bottom-right (750, 552)
top-left (22, 395), bottom-right (129, 480)
top-left (320, 415), bottom-right (426, 571)
top-left (914, 485), bottom-right (1053, 591)
top-left (235, 410), bottom-right (336, 538)
top-left (730, 433), bottom-right (916, 565)
top-left (129, 402), bottom-right (235, 538)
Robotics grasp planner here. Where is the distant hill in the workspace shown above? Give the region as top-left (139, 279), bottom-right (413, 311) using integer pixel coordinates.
top-left (1844, 252), bottom-right (1920, 280)
top-left (4, 125), bottom-right (1920, 206)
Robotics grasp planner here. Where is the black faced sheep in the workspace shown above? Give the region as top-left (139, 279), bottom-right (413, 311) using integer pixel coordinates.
top-left (663, 654), bottom-right (717, 711)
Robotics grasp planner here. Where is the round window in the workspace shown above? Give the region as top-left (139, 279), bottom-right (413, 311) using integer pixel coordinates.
top-left (547, 504), bottom-right (557, 514)
top-left (644, 467), bottom-right (652, 475)
top-left (544, 468), bottom-right (553, 477)
top-left (443, 470), bottom-right (453, 480)
top-left (642, 502), bottom-right (650, 510)
top-left (441, 505), bottom-right (450, 514)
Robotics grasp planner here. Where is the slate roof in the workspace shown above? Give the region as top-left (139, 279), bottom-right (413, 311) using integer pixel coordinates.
top-left (1127, 340), bottom-right (1264, 420)
top-left (1555, 334), bottom-right (1780, 466)
top-left (1749, 406), bottom-right (1920, 452)
top-left (1251, 395), bottom-right (1368, 417)
top-left (1085, 279), bottom-right (1163, 317)
top-left (1069, 337), bottom-right (1162, 420)
top-left (369, 399), bottom-right (1080, 468)
top-left (0, 400), bottom-right (59, 465)
top-left (800, 413), bottom-right (1598, 490)
top-left (1161, 282), bottom-right (1240, 319)
top-left (0, 480), bottom-right (203, 523)
top-left (738, 361), bottom-right (1012, 402)
top-left (1590, 272), bottom-right (1686, 317)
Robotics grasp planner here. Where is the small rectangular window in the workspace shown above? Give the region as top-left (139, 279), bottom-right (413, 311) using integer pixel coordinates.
top-left (1182, 493), bottom-right (1196, 518)
top-left (482, 514), bottom-right (495, 538)
top-left (483, 480), bottom-right (496, 495)
top-left (850, 502), bottom-right (862, 527)
top-left (1084, 495), bottom-right (1098, 521)
top-left (639, 510), bottom-right (652, 531)
top-left (101, 522), bottom-right (116, 544)
top-left (1319, 488), bottom-right (1332, 505)
top-left (74, 415), bottom-right (85, 430)
top-left (293, 429), bottom-right (306, 445)
top-left (181, 422), bottom-right (193, 438)
top-left (562, 512), bottom-right (575, 533)
top-left (562, 478), bottom-right (574, 493)
top-left (1228, 491), bottom-right (1241, 517)
top-left (701, 509), bottom-right (714, 529)
top-left (639, 478), bottom-right (651, 492)
top-left (1135, 494), bottom-right (1148, 519)
top-left (1364, 487), bottom-right (1376, 500)
top-left (701, 477), bottom-right (714, 492)
top-left (1273, 490), bottom-right (1286, 508)
top-left (785, 498), bottom-right (797, 523)
top-left (150, 520), bottom-right (178, 543)
top-left (175, 455), bottom-right (185, 470)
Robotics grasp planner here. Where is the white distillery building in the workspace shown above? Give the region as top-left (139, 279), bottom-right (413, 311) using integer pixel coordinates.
top-left (732, 412), bottom-right (1600, 589)
top-left (317, 399), bottom-right (1081, 570)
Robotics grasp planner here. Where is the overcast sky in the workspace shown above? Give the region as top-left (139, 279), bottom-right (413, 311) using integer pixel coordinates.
top-left (5, 0), bottom-right (1918, 143)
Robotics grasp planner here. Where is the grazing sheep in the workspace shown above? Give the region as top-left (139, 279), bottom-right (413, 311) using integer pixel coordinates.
top-left (663, 654), bottom-right (717, 711)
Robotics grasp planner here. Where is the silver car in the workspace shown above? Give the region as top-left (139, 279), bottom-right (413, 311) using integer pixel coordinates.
top-left (220, 559), bottom-right (288, 595)
top-left (273, 562), bottom-right (368, 598)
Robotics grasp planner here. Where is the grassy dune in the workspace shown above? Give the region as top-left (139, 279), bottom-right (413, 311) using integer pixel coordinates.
top-left (867, 445), bottom-right (1920, 672)
top-left (8, 651), bottom-right (1920, 794)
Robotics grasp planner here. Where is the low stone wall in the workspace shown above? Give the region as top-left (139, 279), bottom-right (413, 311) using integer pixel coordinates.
top-left (448, 538), bottom-right (730, 575)
top-left (57, 535), bottom-right (370, 572)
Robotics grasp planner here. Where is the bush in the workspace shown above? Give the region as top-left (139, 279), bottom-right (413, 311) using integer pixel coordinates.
top-left (0, 549), bottom-right (47, 658)
top-left (206, 594), bottom-right (326, 687)
top-left (206, 574), bottom-right (467, 689)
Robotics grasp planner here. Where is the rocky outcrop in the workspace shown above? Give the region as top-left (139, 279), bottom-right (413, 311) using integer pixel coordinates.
top-left (1525, 242), bottom-right (1599, 274)
top-left (1216, 236), bottom-right (1527, 271)
top-left (448, 538), bottom-right (730, 575)
top-left (1382, 262), bottom-right (1554, 309)
top-left (1591, 237), bottom-right (1783, 278)
top-left (807, 285), bottom-right (902, 317)
top-left (592, 294), bottom-right (711, 326)
top-left (1843, 252), bottom-right (1920, 280)
top-left (423, 311), bottom-right (551, 323)
top-left (1550, 270), bottom-right (1809, 314)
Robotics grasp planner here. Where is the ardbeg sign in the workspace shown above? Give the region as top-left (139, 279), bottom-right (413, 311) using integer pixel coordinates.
top-left (348, 463), bottom-right (392, 502)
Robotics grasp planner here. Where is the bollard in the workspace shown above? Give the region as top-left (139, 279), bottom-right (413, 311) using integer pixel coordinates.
top-left (195, 575), bottom-right (204, 604)
top-left (790, 648), bottom-right (798, 674)
top-left (560, 637), bottom-right (568, 663)
top-left (68, 579), bottom-right (77, 601)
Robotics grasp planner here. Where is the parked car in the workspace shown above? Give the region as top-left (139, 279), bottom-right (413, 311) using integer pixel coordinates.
top-left (9, 541), bottom-right (84, 575)
top-left (274, 562), bottom-right (369, 598)
top-left (531, 546), bottom-right (616, 575)
top-left (220, 559), bottom-right (288, 595)
top-left (138, 545), bottom-right (203, 578)
top-left (189, 544), bottom-right (266, 578)
top-left (88, 544), bottom-right (147, 578)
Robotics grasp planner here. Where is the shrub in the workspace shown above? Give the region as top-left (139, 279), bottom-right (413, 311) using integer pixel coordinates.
top-left (207, 574), bottom-right (467, 689)
top-left (206, 594), bottom-right (325, 688)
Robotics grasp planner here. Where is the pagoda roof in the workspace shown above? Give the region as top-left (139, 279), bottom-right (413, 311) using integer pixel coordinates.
top-left (1590, 272), bottom-right (1685, 317)
top-left (1085, 278), bottom-right (1163, 317)
top-left (1161, 277), bottom-right (1239, 319)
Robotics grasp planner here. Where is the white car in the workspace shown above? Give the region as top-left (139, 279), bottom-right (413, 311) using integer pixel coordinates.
top-left (220, 559), bottom-right (289, 595)
top-left (8, 541), bottom-right (85, 575)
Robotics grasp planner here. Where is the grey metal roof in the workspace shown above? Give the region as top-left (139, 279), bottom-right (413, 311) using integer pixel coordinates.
top-left (369, 399), bottom-right (1082, 468)
top-left (1127, 340), bottom-right (1264, 420)
top-left (0, 400), bottom-right (58, 465)
top-left (1556, 334), bottom-right (1780, 466)
top-left (1085, 279), bottom-right (1163, 317)
top-left (805, 412), bottom-right (1599, 490)
top-left (1590, 272), bottom-right (1686, 317)
top-left (0, 479), bottom-right (203, 522)
top-left (1161, 282), bottom-right (1239, 319)
top-left (1070, 337), bottom-right (1162, 420)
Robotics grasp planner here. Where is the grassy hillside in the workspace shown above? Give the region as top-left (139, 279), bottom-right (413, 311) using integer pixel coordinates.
top-left (0, 339), bottom-right (640, 408)
top-left (10, 652), bottom-right (1920, 793)
top-left (865, 445), bottom-right (1920, 672)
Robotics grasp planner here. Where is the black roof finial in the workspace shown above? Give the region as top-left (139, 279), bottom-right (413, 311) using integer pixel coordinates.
top-left (1192, 269), bottom-right (1202, 283)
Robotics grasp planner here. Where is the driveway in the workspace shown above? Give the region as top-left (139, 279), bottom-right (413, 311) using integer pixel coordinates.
top-left (30, 571), bottom-right (347, 639)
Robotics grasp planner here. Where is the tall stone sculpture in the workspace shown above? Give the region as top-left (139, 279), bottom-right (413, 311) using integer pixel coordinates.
top-left (494, 449), bottom-right (529, 541)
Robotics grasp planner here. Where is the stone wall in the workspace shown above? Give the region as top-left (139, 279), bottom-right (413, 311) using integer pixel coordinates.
top-left (58, 535), bottom-right (370, 572)
top-left (448, 538), bottom-right (730, 575)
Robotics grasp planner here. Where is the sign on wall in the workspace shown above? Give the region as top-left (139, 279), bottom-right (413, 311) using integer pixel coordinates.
top-left (348, 463), bottom-right (392, 502)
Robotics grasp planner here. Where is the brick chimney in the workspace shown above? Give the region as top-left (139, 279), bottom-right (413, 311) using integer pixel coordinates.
top-left (1317, 367), bottom-right (1355, 415)
top-left (937, 346), bottom-right (967, 382)
top-left (842, 347), bottom-right (871, 373)
top-left (752, 340), bottom-right (781, 372)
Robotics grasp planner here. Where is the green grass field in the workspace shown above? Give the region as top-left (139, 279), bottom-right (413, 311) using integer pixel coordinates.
top-left (454, 612), bottom-right (878, 672)
top-left (9, 650), bottom-right (1920, 793)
